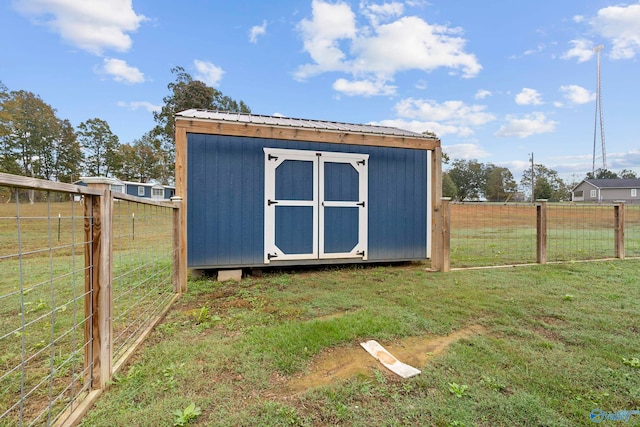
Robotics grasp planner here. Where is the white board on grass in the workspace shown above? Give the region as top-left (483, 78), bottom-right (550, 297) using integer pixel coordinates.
top-left (360, 340), bottom-right (421, 379)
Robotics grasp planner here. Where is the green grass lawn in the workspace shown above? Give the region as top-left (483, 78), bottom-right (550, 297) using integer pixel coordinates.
top-left (79, 260), bottom-right (640, 427)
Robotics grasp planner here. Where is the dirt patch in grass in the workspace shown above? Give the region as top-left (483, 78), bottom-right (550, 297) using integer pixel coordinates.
top-left (282, 324), bottom-right (485, 395)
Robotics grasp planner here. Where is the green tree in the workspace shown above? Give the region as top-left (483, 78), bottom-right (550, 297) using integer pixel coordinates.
top-left (120, 131), bottom-right (164, 182)
top-left (619, 169), bottom-right (637, 179)
top-left (152, 66), bottom-right (251, 181)
top-left (447, 159), bottom-right (489, 201)
top-left (521, 164), bottom-right (568, 202)
top-left (485, 166), bottom-right (517, 202)
top-left (55, 119), bottom-right (83, 183)
top-left (0, 81), bottom-right (9, 140)
top-left (0, 82), bottom-right (20, 176)
top-left (442, 172), bottom-right (457, 198)
top-left (78, 118), bottom-right (121, 177)
top-left (586, 168), bottom-right (618, 179)
top-left (1, 90), bottom-right (61, 180)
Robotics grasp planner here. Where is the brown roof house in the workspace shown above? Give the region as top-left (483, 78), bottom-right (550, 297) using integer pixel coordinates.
top-left (571, 178), bottom-right (640, 203)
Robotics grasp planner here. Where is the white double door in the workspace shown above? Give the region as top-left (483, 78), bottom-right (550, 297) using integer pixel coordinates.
top-left (264, 148), bottom-right (368, 263)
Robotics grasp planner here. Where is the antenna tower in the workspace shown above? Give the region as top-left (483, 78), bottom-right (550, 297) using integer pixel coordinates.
top-left (592, 45), bottom-right (606, 175)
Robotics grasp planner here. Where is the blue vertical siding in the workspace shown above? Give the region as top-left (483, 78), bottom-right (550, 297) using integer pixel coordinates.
top-left (324, 162), bottom-right (358, 201)
top-left (275, 160), bottom-right (314, 200)
top-left (324, 207), bottom-right (359, 253)
top-left (275, 206), bottom-right (314, 254)
top-left (187, 134), bottom-right (427, 268)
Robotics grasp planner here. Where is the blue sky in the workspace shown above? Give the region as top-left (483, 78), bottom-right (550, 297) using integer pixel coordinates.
top-left (2, 0), bottom-right (639, 182)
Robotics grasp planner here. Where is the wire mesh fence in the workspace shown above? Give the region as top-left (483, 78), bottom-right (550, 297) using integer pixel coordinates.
top-left (627, 205), bottom-right (640, 258)
top-left (0, 175), bottom-right (181, 427)
top-left (450, 202), bottom-right (537, 268)
top-left (448, 201), bottom-right (639, 269)
top-left (111, 198), bottom-right (174, 363)
top-left (0, 188), bottom-right (93, 427)
top-left (547, 204), bottom-right (614, 262)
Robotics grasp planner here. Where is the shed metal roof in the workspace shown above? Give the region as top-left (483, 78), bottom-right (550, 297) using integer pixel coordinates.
top-left (175, 109), bottom-right (438, 140)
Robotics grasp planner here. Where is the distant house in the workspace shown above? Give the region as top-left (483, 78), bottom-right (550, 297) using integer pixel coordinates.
top-left (121, 180), bottom-right (175, 200)
top-left (571, 179), bottom-right (640, 203)
top-left (74, 177), bottom-right (125, 195)
top-left (75, 177), bottom-right (175, 200)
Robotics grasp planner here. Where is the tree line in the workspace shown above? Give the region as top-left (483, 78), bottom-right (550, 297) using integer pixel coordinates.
top-left (0, 67), bottom-right (250, 187)
top-left (2, 69), bottom-right (636, 203)
top-left (443, 159), bottom-right (638, 202)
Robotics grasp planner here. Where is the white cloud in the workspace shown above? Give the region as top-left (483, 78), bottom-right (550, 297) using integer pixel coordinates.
top-left (295, 0), bottom-right (357, 78)
top-left (14, 0), bottom-right (146, 55)
top-left (559, 84), bottom-right (595, 105)
top-left (474, 89), bottom-right (491, 100)
top-left (608, 148), bottom-right (640, 169)
top-left (332, 78), bottom-right (396, 96)
top-left (442, 143), bottom-right (490, 160)
top-left (194, 60), bottom-right (224, 86)
top-left (395, 98), bottom-right (495, 126)
top-left (361, 1), bottom-right (404, 26)
top-left (249, 20), bottom-right (267, 43)
top-left (374, 98), bottom-right (495, 137)
top-left (573, 15), bottom-right (585, 23)
top-left (510, 43), bottom-right (545, 59)
top-left (494, 112), bottom-right (556, 138)
top-left (351, 16), bottom-right (481, 79)
top-left (589, 3), bottom-right (640, 59)
top-left (371, 118), bottom-right (469, 137)
top-left (295, 0), bottom-right (481, 93)
top-left (117, 101), bottom-right (161, 113)
top-left (562, 39), bottom-right (594, 63)
top-left (98, 58), bottom-right (144, 83)
top-left (515, 88), bottom-right (543, 106)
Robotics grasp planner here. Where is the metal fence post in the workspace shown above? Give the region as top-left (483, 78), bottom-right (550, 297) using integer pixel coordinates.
top-left (614, 201), bottom-right (625, 259)
top-left (536, 199), bottom-right (547, 264)
top-left (83, 178), bottom-right (114, 390)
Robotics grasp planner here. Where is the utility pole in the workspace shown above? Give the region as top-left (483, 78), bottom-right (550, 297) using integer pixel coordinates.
top-left (530, 153), bottom-right (535, 203)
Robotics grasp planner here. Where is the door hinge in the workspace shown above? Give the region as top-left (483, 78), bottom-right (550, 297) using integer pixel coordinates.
top-left (357, 159), bottom-right (366, 165)
top-left (357, 201), bottom-right (365, 207)
top-left (357, 250), bottom-right (365, 257)
top-left (267, 253), bottom-right (278, 260)
top-left (268, 199), bottom-right (279, 206)
top-left (268, 154), bottom-right (278, 161)
top-left (316, 152), bottom-right (322, 156)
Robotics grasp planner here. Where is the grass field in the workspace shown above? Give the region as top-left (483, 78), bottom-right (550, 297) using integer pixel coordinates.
top-left (450, 203), bottom-right (640, 267)
top-left (0, 194), bottom-right (175, 426)
top-left (79, 260), bottom-right (640, 427)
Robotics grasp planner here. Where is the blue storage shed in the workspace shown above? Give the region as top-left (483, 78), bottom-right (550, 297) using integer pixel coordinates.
top-left (175, 110), bottom-right (443, 272)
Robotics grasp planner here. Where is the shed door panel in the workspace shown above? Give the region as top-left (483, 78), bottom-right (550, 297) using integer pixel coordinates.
top-left (264, 151), bottom-right (318, 262)
top-left (264, 148), bottom-right (368, 263)
top-left (319, 156), bottom-right (368, 259)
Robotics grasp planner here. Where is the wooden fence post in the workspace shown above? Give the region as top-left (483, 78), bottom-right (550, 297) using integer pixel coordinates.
top-left (171, 196), bottom-right (187, 293)
top-left (430, 146), bottom-right (448, 271)
top-left (440, 198), bottom-right (451, 272)
top-left (614, 201), bottom-right (625, 259)
top-left (536, 199), bottom-right (547, 264)
top-left (83, 178), bottom-right (114, 390)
